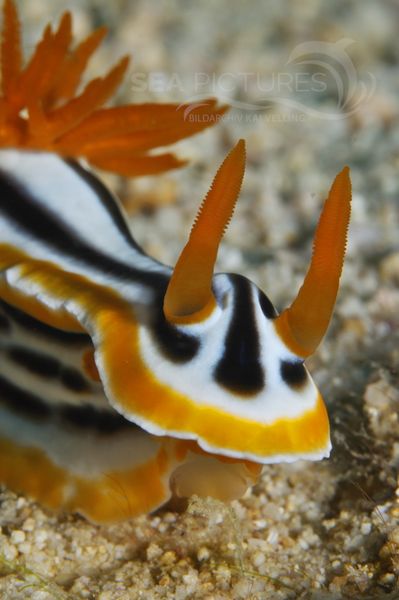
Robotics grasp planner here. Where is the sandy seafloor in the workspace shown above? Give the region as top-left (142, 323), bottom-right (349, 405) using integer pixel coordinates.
top-left (1, 0), bottom-right (399, 598)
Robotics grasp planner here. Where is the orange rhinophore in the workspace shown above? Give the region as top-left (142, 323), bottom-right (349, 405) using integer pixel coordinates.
top-left (0, 0), bottom-right (226, 175)
top-left (274, 167), bottom-right (351, 357)
top-left (164, 139), bottom-right (246, 324)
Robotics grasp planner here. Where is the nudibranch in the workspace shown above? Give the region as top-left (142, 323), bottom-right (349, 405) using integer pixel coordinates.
top-left (0, 2), bottom-right (352, 523)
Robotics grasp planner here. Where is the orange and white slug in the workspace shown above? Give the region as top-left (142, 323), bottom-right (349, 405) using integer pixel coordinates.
top-left (0, 1), bottom-right (351, 523)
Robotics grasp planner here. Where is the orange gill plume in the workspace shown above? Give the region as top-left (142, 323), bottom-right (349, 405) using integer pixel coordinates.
top-left (275, 167), bottom-right (352, 357)
top-left (0, 0), bottom-right (227, 176)
top-left (163, 139), bottom-right (246, 325)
